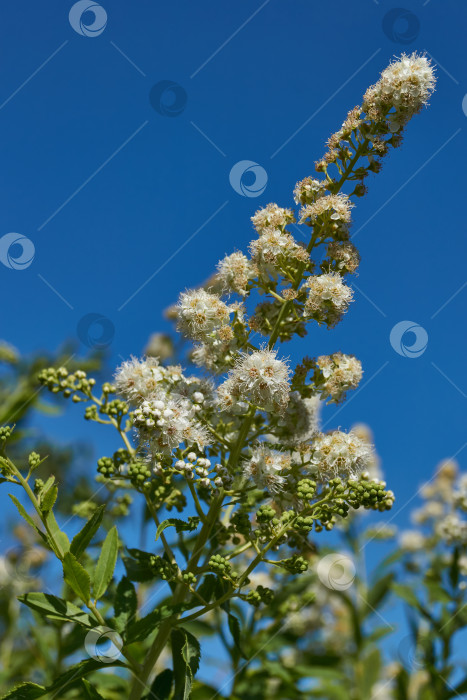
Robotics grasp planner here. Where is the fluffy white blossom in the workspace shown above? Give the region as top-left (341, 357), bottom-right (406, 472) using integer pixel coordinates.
top-left (216, 252), bottom-right (255, 296)
top-left (299, 194), bottom-right (353, 226)
top-left (177, 289), bottom-right (232, 342)
top-left (244, 445), bottom-right (291, 494)
top-left (251, 203), bottom-right (295, 233)
top-left (364, 52), bottom-right (435, 123)
top-left (218, 349), bottom-right (291, 414)
top-left (399, 530), bottom-right (425, 552)
top-left (435, 513), bottom-right (467, 546)
top-left (316, 352), bottom-right (363, 403)
top-left (326, 241), bottom-right (360, 274)
top-left (115, 356), bottom-right (173, 401)
top-left (310, 430), bottom-right (374, 480)
top-left (249, 228), bottom-right (308, 278)
top-left (293, 177), bottom-right (327, 205)
top-left (303, 273), bottom-right (353, 327)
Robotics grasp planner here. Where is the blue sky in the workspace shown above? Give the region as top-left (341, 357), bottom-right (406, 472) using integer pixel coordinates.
top-left (0, 0), bottom-right (466, 604)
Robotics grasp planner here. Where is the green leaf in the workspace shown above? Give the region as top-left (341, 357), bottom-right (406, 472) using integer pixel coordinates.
top-left (124, 548), bottom-right (158, 583)
top-left (155, 517), bottom-right (200, 540)
top-left (45, 658), bottom-right (124, 696)
top-left (70, 505), bottom-right (105, 558)
top-left (1, 683), bottom-right (45, 699)
top-left (357, 648), bottom-right (381, 698)
top-left (18, 592), bottom-right (93, 627)
top-left (362, 572), bottom-right (394, 618)
top-left (8, 494), bottom-right (43, 535)
top-left (40, 484), bottom-right (58, 513)
top-left (392, 583), bottom-right (420, 608)
top-left (126, 605), bottom-right (181, 644)
top-left (81, 679), bottom-right (105, 699)
top-left (196, 574), bottom-right (217, 604)
top-left (227, 613), bottom-right (248, 659)
top-left (63, 552), bottom-right (91, 603)
top-left (146, 669), bottom-right (173, 700)
top-left (93, 526), bottom-right (118, 600)
top-left (113, 576), bottom-right (137, 634)
top-left (171, 627), bottom-right (201, 700)
top-left (44, 509), bottom-right (70, 557)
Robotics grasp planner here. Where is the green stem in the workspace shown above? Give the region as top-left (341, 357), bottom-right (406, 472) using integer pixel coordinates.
top-left (187, 480), bottom-right (208, 524)
top-left (128, 491), bottom-right (225, 700)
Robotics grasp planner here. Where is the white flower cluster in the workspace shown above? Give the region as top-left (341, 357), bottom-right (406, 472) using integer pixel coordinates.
top-left (133, 394), bottom-right (208, 456)
top-left (399, 530), bottom-right (426, 552)
top-left (251, 203), bottom-right (295, 233)
top-left (299, 194), bottom-right (353, 226)
top-left (115, 357), bottom-right (213, 458)
top-left (364, 52), bottom-right (435, 124)
top-left (310, 430), bottom-right (375, 480)
top-left (218, 349), bottom-right (291, 415)
top-left (303, 272), bottom-right (353, 327)
top-left (249, 228), bottom-right (309, 279)
top-left (316, 352), bottom-right (363, 403)
top-left (326, 242), bottom-right (360, 275)
top-left (176, 289), bottom-right (232, 342)
top-left (401, 459), bottom-right (467, 552)
top-left (435, 513), bottom-right (467, 546)
top-left (244, 444), bottom-right (291, 495)
top-left (115, 356), bottom-right (172, 401)
top-left (216, 252), bottom-right (255, 297)
top-left (293, 176), bottom-right (327, 206)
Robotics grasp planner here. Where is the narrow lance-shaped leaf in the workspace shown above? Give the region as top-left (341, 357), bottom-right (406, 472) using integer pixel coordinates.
top-left (63, 552), bottom-right (91, 604)
top-left (93, 526), bottom-right (118, 600)
top-left (18, 592), bottom-right (93, 628)
top-left (113, 576), bottom-right (137, 634)
top-left (44, 509), bottom-right (70, 557)
top-left (70, 504), bottom-right (105, 558)
top-left (8, 494), bottom-right (43, 536)
top-left (81, 679), bottom-right (105, 699)
top-left (171, 627), bottom-right (201, 700)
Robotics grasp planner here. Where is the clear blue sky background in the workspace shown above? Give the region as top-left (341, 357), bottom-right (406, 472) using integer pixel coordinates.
top-left (0, 0), bottom-right (466, 682)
